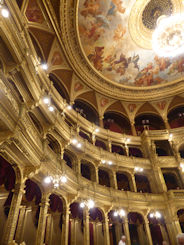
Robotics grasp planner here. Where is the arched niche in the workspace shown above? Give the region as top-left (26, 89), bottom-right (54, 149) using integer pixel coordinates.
top-left (135, 114), bottom-right (165, 134)
top-left (81, 160), bottom-right (96, 181)
top-left (63, 152), bottom-right (73, 169)
top-left (98, 168), bottom-right (110, 187)
top-left (95, 139), bottom-right (107, 150)
top-left (73, 100), bottom-right (99, 125)
top-left (116, 172), bottom-right (131, 191)
top-left (103, 112), bottom-right (131, 135)
top-left (148, 213), bottom-right (165, 245)
top-left (154, 140), bottom-right (173, 156)
top-left (49, 73), bottom-right (70, 103)
top-left (79, 130), bottom-right (91, 142)
top-left (112, 144), bottom-right (125, 156)
top-left (135, 174), bottom-right (151, 193)
top-left (168, 106), bottom-right (184, 128)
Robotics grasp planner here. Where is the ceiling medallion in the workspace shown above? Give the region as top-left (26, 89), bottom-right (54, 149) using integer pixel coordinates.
top-left (142, 0), bottom-right (173, 30)
top-left (152, 14), bottom-right (184, 57)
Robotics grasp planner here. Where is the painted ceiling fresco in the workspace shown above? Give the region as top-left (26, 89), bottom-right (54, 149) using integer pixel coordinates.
top-left (78, 0), bottom-right (184, 87)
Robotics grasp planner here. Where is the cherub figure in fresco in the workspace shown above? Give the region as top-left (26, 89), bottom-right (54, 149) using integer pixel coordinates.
top-left (113, 24), bottom-right (126, 41)
top-left (88, 47), bottom-right (104, 71)
top-left (176, 56), bottom-right (184, 73)
top-left (154, 56), bottom-right (170, 72)
top-left (107, 0), bottom-right (126, 16)
top-left (80, 0), bottom-right (101, 17)
top-left (79, 21), bottom-right (104, 42)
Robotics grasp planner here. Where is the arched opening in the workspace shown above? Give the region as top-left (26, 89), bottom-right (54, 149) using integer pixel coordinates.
top-left (129, 147), bottom-right (143, 158)
top-left (135, 174), bottom-right (151, 193)
top-left (163, 172), bottom-right (181, 190)
top-left (69, 202), bottom-right (84, 245)
top-left (168, 106), bottom-right (184, 128)
top-left (108, 210), bottom-right (124, 245)
top-left (103, 112), bottom-right (131, 135)
top-left (112, 144), bottom-right (126, 156)
top-left (0, 156), bottom-right (16, 240)
top-left (177, 209), bottom-right (184, 233)
top-left (79, 130), bottom-right (91, 142)
top-left (135, 114), bottom-right (165, 134)
top-left (19, 179), bottom-right (42, 245)
top-left (63, 152), bottom-right (73, 169)
top-left (89, 208), bottom-right (104, 245)
top-left (49, 73), bottom-right (70, 103)
top-left (128, 212), bottom-right (145, 244)
top-left (46, 194), bottom-right (63, 245)
top-left (47, 134), bottom-right (61, 155)
top-left (73, 100), bottom-right (99, 125)
top-left (95, 139), bottom-right (107, 150)
top-left (81, 161), bottom-right (96, 181)
top-left (116, 172), bottom-right (131, 191)
top-left (28, 112), bottom-right (43, 134)
top-left (148, 213), bottom-right (167, 245)
top-left (98, 169), bottom-right (110, 187)
top-left (155, 140), bottom-right (173, 156)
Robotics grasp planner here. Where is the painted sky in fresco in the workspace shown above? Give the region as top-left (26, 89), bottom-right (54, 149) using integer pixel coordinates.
top-left (78, 0), bottom-right (184, 87)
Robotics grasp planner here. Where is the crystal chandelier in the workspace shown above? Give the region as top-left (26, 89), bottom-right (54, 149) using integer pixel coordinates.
top-left (152, 14), bottom-right (184, 57)
top-left (113, 209), bottom-right (126, 217)
top-left (149, 211), bottom-right (162, 219)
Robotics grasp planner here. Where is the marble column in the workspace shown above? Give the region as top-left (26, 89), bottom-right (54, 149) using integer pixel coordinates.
top-left (164, 118), bottom-right (171, 130)
top-left (104, 214), bottom-right (110, 245)
top-left (35, 194), bottom-right (49, 245)
top-left (95, 166), bottom-right (99, 183)
top-left (115, 223), bottom-right (121, 243)
top-left (144, 218), bottom-right (153, 245)
top-left (83, 207), bottom-right (90, 245)
top-left (2, 182), bottom-right (25, 245)
top-left (45, 214), bottom-right (53, 245)
top-left (15, 205), bottom-right (26, 243)
top-left (123, 217), bottom-right (131, 245)
top-left (112, 171), bottom-right (118, 189)
top-left (159, 224), bottom-right (169, 243)
top-left (71, 219), bottom-right (76, 245)
top-left (61, 205), bottom-right (70, 245)
top-left (99, 116), bottom-right (104, 128)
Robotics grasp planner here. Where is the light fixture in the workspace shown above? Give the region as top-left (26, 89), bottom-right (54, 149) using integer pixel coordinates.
top-left (108, 161), bottom-right (112, 165)
top-left (71, 138), bottom-right (78, 145)
top-left (95, 128), bottom-right (99, 133)
top-left (1, 7), bottom-right (9, 18)
top-left (48, 106), bottom-right (54, 112)
top-left (101, 160), bottom-right (106, 164)
top-left (134, 167), bottom-right (143, 172)
top-left (180, 163), bottom-right (184, 172)
top-left (44, 174), bottom-right (67, 189)
top-left (67, 105), bottom-right (72, 110)
top-left (41, 63), bottom-right (48, 70)
top-left (76, 143), bottom-right (82, 148)
top-left (113, 209), bottom-right (126, 217)
top-left (149, 211), bottom-right (162, 219)
top-left (80, 199), bottom-right (95, 209)
top-left (43, 96), bottom-right (50, 105)
top-left (152, 14), bottom-right (184, 57)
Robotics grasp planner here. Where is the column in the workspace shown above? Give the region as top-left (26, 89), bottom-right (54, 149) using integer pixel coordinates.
top-left (93, 222), bottom-right (98, 245)
top-left (104, 214), bottom-right (110, 245)
top-left (130, 174), bottom-right (137, 192)
top-left (71, 219), bottom-right (76, 245)
top-left (15, 206), bottom-right (26, 243)
top-left (112, 171), bottom-right (118, 189)
top-left (164, 118), bottom-right (170, 130)
top-left (95, 166), bottom-right (99, 183)
top-left (108, 140), bottom-right (112, 152)
top-left (123, 217), bottom-right (131, 245)
top-left (137, 224), bottom-right (146, 245)
top-left (76, 157), bottom-right (81, 175)
top-left (165, 221), bottom-right (178, 245)
top-left (159, 224), bottom-right (169, 243)
top-left (152, 166), bottom-right (167, 193)
top-left (115, 223), bottom-right (121, 243)
top-left (99, 116), bottom-right (104, 128)
top-left (131, 121), bottom-right (137, 136)
top-left (45, 214), bottom-right (53, 245)
top-left (83, 207), bottom-right (90, 245)
top-left (35, 194), bottom-right (49, 245)
top-left (144, 218), bottom-right (153, 245)
top-left (2, 182), bottom-right (25, 245)
top-left (61, 205), bottom-right (70, 245)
